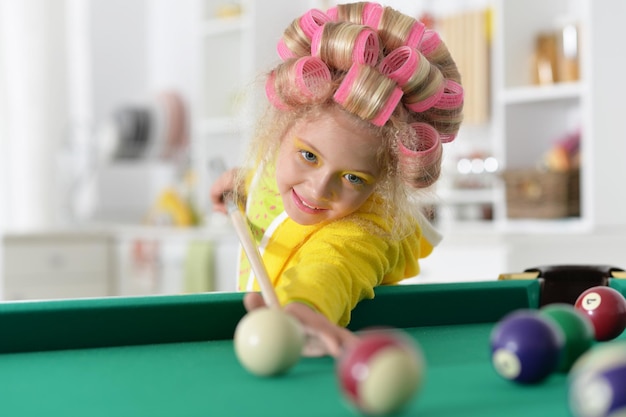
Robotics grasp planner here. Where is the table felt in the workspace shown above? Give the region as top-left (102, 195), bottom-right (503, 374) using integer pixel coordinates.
top-left (0, 279), bottom-right (624, 417)
top-left (3, 322), bottom-right (622, 417)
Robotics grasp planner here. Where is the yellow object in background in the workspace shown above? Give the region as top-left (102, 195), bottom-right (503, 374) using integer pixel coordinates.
top-left (146, 188), bottom-right (198, 227)
top-left (215, 3), bottom-right (242, 18)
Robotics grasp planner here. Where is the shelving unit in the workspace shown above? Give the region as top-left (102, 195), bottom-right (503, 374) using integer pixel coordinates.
top-left (192, 0), bottom-right (311, 215)
top-left (493, 0), bottom-right (589, 232)
top-left (431, 0), bottom-right (591, 234)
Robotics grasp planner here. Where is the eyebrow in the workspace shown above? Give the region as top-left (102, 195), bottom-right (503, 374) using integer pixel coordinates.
top-left (293, 136), bottom-right (378, 181)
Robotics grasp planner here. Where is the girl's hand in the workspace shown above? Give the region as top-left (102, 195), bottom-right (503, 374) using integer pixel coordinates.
top-left (210, 168), bottom-right (238, 214)
top-left (243, 292), bottom-right (359, 358)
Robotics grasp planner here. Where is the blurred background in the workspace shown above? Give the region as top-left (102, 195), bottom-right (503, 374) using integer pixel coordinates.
top-left (1, 0), bottom-right (626, 301)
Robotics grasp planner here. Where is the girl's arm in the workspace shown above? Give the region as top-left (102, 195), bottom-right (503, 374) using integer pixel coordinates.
top-left (243, 292), bottom-right (360, 358)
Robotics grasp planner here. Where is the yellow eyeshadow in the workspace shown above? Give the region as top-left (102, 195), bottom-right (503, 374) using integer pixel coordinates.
top-left (292, 137), bottom-right (310, 151)
top-left (342, 171), bottom-right (375, 185)
top-left (293, 136), bottom-right (376, 184)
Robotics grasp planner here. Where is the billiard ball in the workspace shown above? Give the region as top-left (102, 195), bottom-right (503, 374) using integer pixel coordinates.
top-left (569, 340), bottom-right (626, 381)
top-left (233, 307), bottom-right (305, 377)
top-left (574, 286), bottom-right (626, 341)
top-left (337, 329), bottom-right (424, 416)
top-left (540, 303), bottom-right (594, 372)
top-left (568, 341), bottom-right (626, 417)
top-left (490, 310), bottom-right (564, 384)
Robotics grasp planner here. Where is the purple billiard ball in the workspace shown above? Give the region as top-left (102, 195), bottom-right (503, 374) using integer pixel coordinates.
top-left (490, 310), bottom-right (564, 384)
top-left (569, 341), bottom-right (626, 417)
top-left (570, 362), bottom-right (626, 417)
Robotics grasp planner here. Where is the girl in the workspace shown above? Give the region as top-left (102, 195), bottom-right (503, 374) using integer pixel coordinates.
top-left (211, 2), bottom-right (463, 356)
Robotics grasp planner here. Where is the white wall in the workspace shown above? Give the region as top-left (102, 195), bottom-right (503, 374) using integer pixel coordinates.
top-left (587, 2), bottom-right (626, 228)
top-left (0, 0), bottom-right (69, 230)
top-left (89, 0), bottom-right (148, 124)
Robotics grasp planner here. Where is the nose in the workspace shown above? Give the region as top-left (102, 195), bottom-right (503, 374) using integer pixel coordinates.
top-left (309, 171), bottom-right (338, 202)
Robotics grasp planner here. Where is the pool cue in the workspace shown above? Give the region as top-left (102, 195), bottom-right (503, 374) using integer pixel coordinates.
top-left (227, 199), bottom-right (281, 308)
top-left (209, 157), bottom-right (280, 308)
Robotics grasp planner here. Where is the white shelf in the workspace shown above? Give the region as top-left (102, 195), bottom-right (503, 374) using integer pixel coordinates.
top-left (495, 217), bottom-right (593, 235)
top-left (499, 82), bottom-right (584, 104)
top-left (436, 188), bottom-right (497, 205)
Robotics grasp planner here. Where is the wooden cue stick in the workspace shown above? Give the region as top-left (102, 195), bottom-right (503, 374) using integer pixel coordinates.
top-left (227, 199), bottom-right (280, 308)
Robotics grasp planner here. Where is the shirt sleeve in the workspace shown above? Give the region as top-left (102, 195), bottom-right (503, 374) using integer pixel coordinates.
top-left (273, 217), bottom-right (426, 326)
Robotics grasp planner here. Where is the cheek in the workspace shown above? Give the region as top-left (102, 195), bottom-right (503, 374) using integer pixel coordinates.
top-left (275, 156), bottom-right (297, 191)
top-left (342, 189), bottom-right (375, 212)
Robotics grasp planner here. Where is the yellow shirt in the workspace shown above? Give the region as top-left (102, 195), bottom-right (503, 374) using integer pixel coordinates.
top-left (238, 167), bottom-right (436, 326)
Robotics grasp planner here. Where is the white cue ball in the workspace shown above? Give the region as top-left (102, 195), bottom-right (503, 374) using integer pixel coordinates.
top-left (234, 307), bottom-right (305, 376)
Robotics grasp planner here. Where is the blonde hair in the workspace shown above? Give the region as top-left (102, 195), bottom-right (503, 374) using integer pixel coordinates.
top-left (238, 2), bottom-right (464, 237)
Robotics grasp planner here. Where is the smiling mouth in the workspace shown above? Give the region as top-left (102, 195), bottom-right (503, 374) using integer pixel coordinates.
top-left (292, 189), bottom-right (327, 214)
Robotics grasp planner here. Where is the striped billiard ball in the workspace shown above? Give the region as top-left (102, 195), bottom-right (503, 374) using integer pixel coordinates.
top-left (490, 310), bottom-right (564, 384)
top-left (337, 329), bottom-right (425, 416)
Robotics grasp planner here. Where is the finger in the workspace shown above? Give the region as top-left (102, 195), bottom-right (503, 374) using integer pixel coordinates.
top-left (301, 327), bottom-right (339, 357)
top-left (243, 292), bottom-right (266, 312)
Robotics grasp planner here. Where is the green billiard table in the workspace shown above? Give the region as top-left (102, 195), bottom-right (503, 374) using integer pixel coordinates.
top-left (0, 278), bottom-right (624, 417)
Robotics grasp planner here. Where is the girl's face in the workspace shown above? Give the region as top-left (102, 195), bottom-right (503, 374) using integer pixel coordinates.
top-left (275, 107), bottom-right (383, 225)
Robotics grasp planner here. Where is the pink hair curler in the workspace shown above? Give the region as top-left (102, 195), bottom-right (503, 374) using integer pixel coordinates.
top-left (326, 6), bottom-right (338, 21)
top-left (310, 25), bottom-right (324, 57)
top-left (293, 56), bottom-right (332, 98)
top-left (265, 57), bottom-right (331, 110)
top-left (299, 9), bottom-right (331, 39)
top-left (265, 72), bottom-right (289, 110)
top-left (378, 46), bottom-right (420, 87)
top-left (311, 24), bottom-right (380, 68)
top-left (433, 80), bottom-right (464, 110)
top-left (399, 123), bottom-right (441, 160)
top-left (398, 122), bottom-right (443, 187)
top-left (371, 87), bottom-right (403, 126)
top-left (363, 2), bottom-right (383, 28)
top-left (405, 82), bottom-right (445, 113)
top-left (334, 64), bottom-right (402, 127)
top-left (439, 132), bottom-right (457, 143)
top-left (353, 28), bottom-right (380, 66)
top-left (333, 63), bottom-right (360, 105)
top-left (404, 20), bottom-right (426, 49)
top-left (277, 38), bottom-right (296, 60)
top-left (418, 30), bottom-right (441, 57)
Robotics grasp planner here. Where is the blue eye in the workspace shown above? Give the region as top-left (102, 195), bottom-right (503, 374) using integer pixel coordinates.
top-left (300, 150), bottom-right (317, 163)
top-left (344, 173), bottom-right (364, 185)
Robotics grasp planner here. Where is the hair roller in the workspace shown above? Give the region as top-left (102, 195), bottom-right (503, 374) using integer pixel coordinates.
top-left (277, 38), bottom-right (296, 60)
top-left (404, 20), bottom-right (426, 49)
top-left (279, 9), bottom-right (330, 59)
top-left (333, 63), bottom-right (403, 127)
top-left (433, 80), bottom-right (464, 110)
top-left (265, 72), bottom-right (289, 110)
top-left (363, 2), bottom-right (383, 28)
top-left (378, 46), bottom-right (421, 87)
top-left (405, 83), bottom-right (445, 112)
top-left (311, 22), bottom-right (380, 70)
top-left (418, 30), bottom-right (442, 57)
top-left (265, 57), bottom-right (332, 110)
top-left (326, 6), bottom-right (338, 21)
top-left (299, 9), bottom-right (331, 39)
top-left (377, 6), bottom-right (426, 52)
top-left (398, 122), bottom-right (443, 188)
top-left (293, 56), bottom-right (332, 99)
